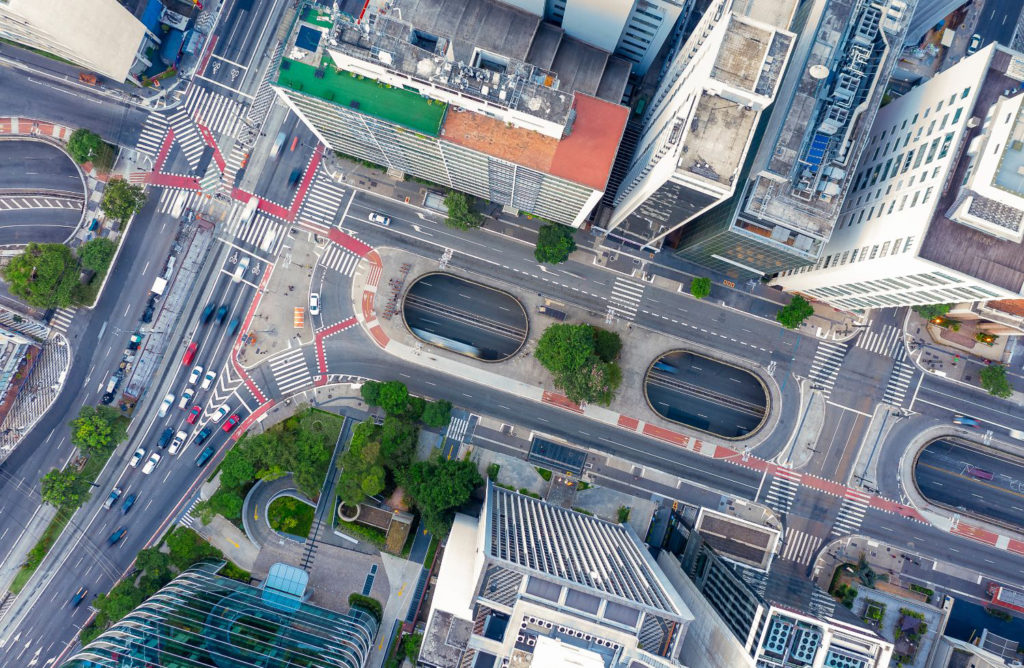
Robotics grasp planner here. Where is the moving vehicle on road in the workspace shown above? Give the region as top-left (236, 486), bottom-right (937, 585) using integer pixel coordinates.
top-left (212, 405), bottom-right (229, 423)
top-left (158, 427), bottom-right (174, 448)
top-left (188, 366), bottom-right (204, 385)
top-left (187, 405), bottom-right (202, 425)
top-left (182, 342), bottom-right (198, 366)
top-left (290, 136), bottom-right (299, 152)
top-left (179, 388), bottom-right (194, 409)
top-left (142, 452), bottom-right (161, 475)
top-left (108, 527), bottom-right (127, 545)
top-left (228, 317), bottom-right (241, 336)
top-left (158, 393), bottom-right (174, 418)
top-left (232, 256), bottom-right (250, 283)
top-left (216, 305), bottom-right (229, 325)
top-left (953, 415), bottom-right (980, 427)
top-left (309, 293), bottom-right (320, 316)
top-left (195, 444), bottom-right (215, 467)
top-left (103, 487), bottom-right (122, 510)
top-left (271, 132), bottom-right (287, 158)
top-left (129, 447), bottom-right (146, 468)
top-left (201, 302), bottom-right (216, 324)
top-left (288, 168), bottom-right (303, 187)
top-left (121, 494), bottom-right (136, 514)
top-left (201, 369), bottom-right (217, 390)
top-left (169, 431), bottom-right (186, 455)
top-left (223, 414), bottom-right (241, 432)
top-left (367, 212), bottom-right (391, 226)
top-left (966, 466), bottom-right (994, 481)
top-left (968, 33), bottom-right (982, 54)
top-left (69, 587), bottom-right (88, 608)
top-left (194, 426), bottom-right (213, 447)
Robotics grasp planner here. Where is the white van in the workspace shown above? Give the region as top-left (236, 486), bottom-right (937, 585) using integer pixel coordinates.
top-left (232, 256), bottom-right (250, 283)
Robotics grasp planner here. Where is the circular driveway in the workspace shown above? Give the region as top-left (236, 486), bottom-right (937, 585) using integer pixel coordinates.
top-left (0, 139), bottom-right (84, 245)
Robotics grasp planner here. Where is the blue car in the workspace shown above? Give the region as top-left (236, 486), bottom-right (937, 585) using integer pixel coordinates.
top-left (108, 527), bottom-right (127, 545)
top-left (121, 494), bottom-right (136, 515)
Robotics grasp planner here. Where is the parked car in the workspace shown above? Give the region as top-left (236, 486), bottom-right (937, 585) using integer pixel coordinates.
top-left (179, 388), bottom-right (195, 409)
top-left (103, 487), bottom-right (122, 510)
top-left (70, 587), bottom-right (88, 608)
top-left (129, 447), bottom-right (146, 468)
top-left (216, 305), bottom-right (229, 325)
top-left (108, 527), bottom-right (127, 545)
top-left (309, 293), bottom-right (320, 316)
top-left (223, 414), bottom-right (241, 432)
top-left (195, 445), bottom-right (216, 467)
top-left (158, 393), bottom-right (174, 418)
top-left (201, 302), bottom-right (216, 324)
top-left (968, 33), bottom-right (982, 54)
top-left (367, 212), bottom-right (391, 226)
top-left (182, 342), bottom-right (198, 366)
top-left (187, 405), bottom-right (202, 425)
top-left (142, 452), bottom-right (161, 475)
top-left (121, 493), bottom-right (136, 514)
top-left (194, 426), bottom-right (213, 447)
top-left (157, 427), bottom-right (174, 448)
top-left (169, 430), bottom-right (187, 455)
top-left (201, 369), bottom-right (217, 390)
top-left (188, 365), bottom-right (204, 385)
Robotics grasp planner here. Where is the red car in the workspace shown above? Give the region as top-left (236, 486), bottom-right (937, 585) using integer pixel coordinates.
top-left (187, 405), bottom-right (202, 424)
top-left (182, 341), bottom-right (198, 366)
top-left (222, 414), bottom-right (241, 432)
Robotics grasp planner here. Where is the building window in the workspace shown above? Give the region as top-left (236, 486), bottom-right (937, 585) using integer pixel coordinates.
top-left (869, 245), bottom-right (879, 260)
top-left (938, 132), bottom-right (954, 159)
top-left (952, 108), bottom-right (962, 124)
top-left (962, 87), bottom-right (970, 99)
top-left (923, 186), bottom-right (934, 203)
top-left (911, 191), bottom-right (920, 207)
top-left (904, 237), bottom-right (914, 252)
top-left (940, 113), bottom-right (949, 130)
top-left (850, 248), bottom-right (858, 262)
top-left (881, 241), bottom-right (891, 256)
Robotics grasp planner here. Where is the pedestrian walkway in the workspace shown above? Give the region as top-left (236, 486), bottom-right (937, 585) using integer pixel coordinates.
top-left (0, 335), bottom-right (71, 459)
top-left (607, 276), bottom-right (644, 322)
top-left (809, 588), bottom-right (836, 619)
top-left (882, 343), bottom-right (915, 408)
top-left (780, 529), bottom-right (821, 565)
top-left (223, 144), bottom-right (246, 189)
top-left (136, 113), bottom-right (169, 159)
top-left (855, 323), bottom-right (901, 357)
top-left (157, 189), bottom-right (200, 215)
top-left (446, 415), bottom-right (472, 442)
top-left (48, 308), bottom-right (75, 334)
top-left (183, 84), bottom-right (243, 138)
top-left (226, 211), bottom-right (286, 255)
top-left (807, 341), bottom-right (847, 398)
top-left (829, 489), bottom-right (871, 537)
top-left (167, 108), bottom-right (207, 171)
top-left (319, 244), bottom-right (360, 276)
top-left (298, 169), bottom-right (347, 227)
top-left (763, 469), bottom-right (801, 515)
top-left (268, 348), bottom-right (312, 396)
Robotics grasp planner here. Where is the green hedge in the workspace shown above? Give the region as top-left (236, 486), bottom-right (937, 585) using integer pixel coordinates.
top-left (349, 593), bottom-right (383, 622)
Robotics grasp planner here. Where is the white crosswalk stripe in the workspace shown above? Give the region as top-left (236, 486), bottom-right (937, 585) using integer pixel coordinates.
top-left (49, 308), bottom-right (76, 333)
top-left (299, 170), bottom-right (347, 226)
top-left (158, 189), bottom-right (201, 215)
top-left (830, 489), bottom-right (872, 537)
top-left (763, 469), bottom-right (801, 515)
top-left (446, 417), bottom-right (470, 442)
top-left (223, 144), bottom-right (247, 188)
top-left (184, 85), bottom-right (244, 137)
top-left (136, 112), bottom-right (168, 158)
top-left (607, 276), bottom-right (644, 321)
top-left (269, 349), bottom-right (312, 396)
top-left (882, 343), bottom-right (915, 408)
top-left (232, 213), bottom-right (286, 255)
top-left (809, 588), bottom-right (836, 619)
top-left (167, 108), bottom-right (207, 170)
top-left (246, 43), bottom-right (282, 128)
top-left (808, 340), bottom-right (847, 398)
top-left (780, 529), bottom-right (822, 565)
top-left (855, 323), bottom-right (901, 357)
top-left (319, 244), bottom-right (360, 276)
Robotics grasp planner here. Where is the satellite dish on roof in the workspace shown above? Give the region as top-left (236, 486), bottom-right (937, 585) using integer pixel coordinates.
top-left (809, 65), bottom-right (829, 80)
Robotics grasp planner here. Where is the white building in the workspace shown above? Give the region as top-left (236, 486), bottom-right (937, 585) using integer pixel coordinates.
top-left (774, 44), bottom-right (1024, 310)
top-left (503, 0), bottom-right (688, 75)
top-left (0, 0), bottom-right (157, 82)
top-left (603, 0), bottom-right (797, 247)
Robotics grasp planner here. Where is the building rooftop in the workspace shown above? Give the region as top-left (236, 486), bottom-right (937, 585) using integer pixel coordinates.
top-left (712, 18), bottom-right (775, 93)
top-left (693, 508), bottom-right (779, 571)
top-left (679, 94), bottom-right (758, 190)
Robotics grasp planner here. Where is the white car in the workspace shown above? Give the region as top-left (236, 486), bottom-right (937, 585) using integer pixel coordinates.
top-left (129, 446), bottom-right (146, 468)
top-left (188, 365), bottom-right (204, 386)
top-left (211, 405), bottom-right (230, 423)
top-left (178, 388), bottom-right (194, 409)
top-left (201, 369), bottom-right (217, 390)
top-left (142, 452), bottom-right (161, 475)
top-left (158, 393), bottom-right (174, 418)
top-left (309, 293), bottom-right (320, 316)
top-left (968, 33), bottom-right (982, 54)
top-left (367, 212), bottom-right (391, 226)
top-left (168, 430), bottom-right (187, 455)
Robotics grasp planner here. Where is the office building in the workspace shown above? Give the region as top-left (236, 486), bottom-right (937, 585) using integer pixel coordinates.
top-left (502, 0), bottom-right (688, 75)
top-left (273, 0), bottom-right (631, 228)
top-left (774, 45), bottom-right (1024, 310)
top-left (603, 0), bottom-right (797, 248)
top-left (668, 0), bottom-right (912, 277)
top-left (418, 482), bottom-right (694, 667)
top-left (0, 0), bottom-right (160, 82)
top-left (61, 562), bottom-right (378, 667)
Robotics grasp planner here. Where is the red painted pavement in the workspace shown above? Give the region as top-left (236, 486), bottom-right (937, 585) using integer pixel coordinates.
top-left (148, 172), bottom-right (201, 189)
top-left (951, 522), bottom-right (1000, 545)
top-left (314, 316), bottom-right (358, 384)
top-left (800, 474), bottom-right (846, 498)
top-left (234, 399), bottom-right (276, 441)
top-left (232, 187), bottom-right (291, 220)
top-left (642, 423), bottom-right (690, 447)
top-left (329, 227), bottom-right (373, 258)
top-left (196, 122), bottom-right (226, 172)
top-left (541, 391), bottom-right (584, 414)
top-left (617, 415), bottom-right (639, 431)
top-left (153, 128), bottom-right (174, 172)
top-left (197, 36), bottom-right (218, 78)
top-left (287, 145), bottom-right (322, 217)
top-left (1008, 539), bottom-right (1024, 556)
top-left (230, 263), bottom-right (273, 404)
top-left (369, 324), bottom-right (389, 348)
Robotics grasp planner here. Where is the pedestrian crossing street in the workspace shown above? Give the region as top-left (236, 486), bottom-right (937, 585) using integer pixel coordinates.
top-left (224, 207), bottom-right (286, 256)
top-left (446, 416), bottom-right (471, 442)
top-left (808, 340), bottom-right (847, 398)
top-left (883, 343), bottom-right (915, 408)
top-left (763, 468), bottom-right (801, 515)
top-left (49, 308), bottom-right (76, 334)
top-left (855, 323), bottom-right (901, 357)
top-left (269, 349), bottom-right (312, 396)
top-left (136, 113), bottom-right (169, 159)
top-left (183, 84), bottom-right (243, 137)
top-left (829, 489), bottom-right (872, 538)
top-left (780, 528), bottom-right (821, 566)
top-left (607, 276), bottom-right (644, 321)
top-left (167, 108), bottom-right (207, 171)
top-left (319, 244), bottom-right (360, 277)
top-left (299, 170), bottom-right (347, 227)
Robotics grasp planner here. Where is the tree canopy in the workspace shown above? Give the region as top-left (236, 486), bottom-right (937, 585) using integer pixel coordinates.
top-left (421, 400), bottom-right (452, 428)
top-left (443, 191), bottom-right (483, 230)
top-left (690, 277), bottom-right (711, 299)
top-left (776, 295), bottom-right (815, 329)
top-left (40, 468), bottom-right (84, 508)
top-left (534, 323), bottom-right (623, 405)
top-left (378, 381), bottom-right (409, 414)
top-left (980, 364), bottom-right (1013, 398)
top-left (100, 178), bottom-right (147, 222)
top-left (534, 223), bottom-right (576, 264)
top-left (67, 128), bottom-right (114, 170)
top-left (70, 405), bottom-right (127, 458)
top-left (2, 242), bottom-right (79, 308)
top-left (400, 456), bottom-right (482, 534)
top-left (78, 238), bottom-right (117, 274)
top-left (911, 303), bottom-right (952, 320)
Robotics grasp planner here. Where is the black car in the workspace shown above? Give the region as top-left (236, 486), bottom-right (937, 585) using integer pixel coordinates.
top-left (108, 527), bottom-right (127, 545)
top-left (100, 391), bottom-right (115, 405)
top-left (194, 426), bottom-right (213, 447)
top-left (195, 445), bottom-right (215, 467)
top-left (121, 493), bottom-right (137, 514)
top-left (200, 302), bottom-right (216, 324)
top-left (216, 305), bottom-right (229, 325)
top-left (70, 586), bottom-right (88, 608)
top-left (157, 427), bottom-right (174, 448)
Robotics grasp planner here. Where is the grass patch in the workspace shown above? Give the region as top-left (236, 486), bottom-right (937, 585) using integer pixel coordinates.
top-left (424, 535), bottom-right (440, 568)
top-left (267, 496), bottom-right (315, 537)
top-left (536, 467), bottom-right (552, 481)
top-left (336, 518), bottom-right (387, 546)
top-left (8, 510), bottom-right (74, 594)
top-left (617, 506), bottom-right (631, 523)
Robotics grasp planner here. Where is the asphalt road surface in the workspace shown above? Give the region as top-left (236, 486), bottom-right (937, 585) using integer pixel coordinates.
top-left (0, 139), bottom-right (81, 191)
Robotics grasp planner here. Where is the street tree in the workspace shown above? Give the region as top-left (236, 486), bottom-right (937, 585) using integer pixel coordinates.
top-left (381, 415), bottom-right (417, 474)
top-left (217, 449), bottom-right (255, 491)
top-left (911, 303), bottom-right (952, 320)
top-left (77, 238), bottom-right (118, 274)
top-left (534, 224), bottom-right (576, 264)
top-left (378, 380), bottom-right (409, 414)
top-left (535, 323), bottom-right (623, 405)
top-left (980, 363), bottom-right (1013, 398)
top-left (69, 405), bottom-right (126, 457)
top-left (776, 295), bottom-right (814, 329)
top-left (690, 277), bottom-right (711, 299)
top-left (67, 128), bottom-right (114, 170)
top-left (40, 468), bottom-right (82, 508)
top-left (401, 456), bottom-right (482, 534)
top-left (421, 400), bottom-right (452, 428)
top-left (443, 191), bottom-right (483, 230)
top-left (360, 380), bottom-right (382, 406)
top-left (592, 328), bottom-right (621, 363)
top-left (2, 242), bottom-right (79, 308)
top-left (100, 178), bottom-right (147, 222)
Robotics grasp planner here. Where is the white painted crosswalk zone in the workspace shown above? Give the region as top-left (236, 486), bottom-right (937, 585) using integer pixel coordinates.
top-left (49, 308), bottom-right (76, 334)
top-left (763, 469), bottom-right (801, 515)
top-left (855, 323), bottom-right (901, 356)
top-left (136, 113), bottom-right (168, 158)
top-left (882, 343), bottom-right (915, 408)
top-left (780, 529), bottom-right (821, 565)
top-left (809, 588), bottom-right (836, 619)
top-left (183, 85), bottom-right (243, 137)
top-left (608, 277), bottom-right (644, 321)
top-left (299, 171), bottom-right (347, 227)
top-left (269, 349), bottom-right (312, 396)
top-left (808, 341), bottom-right (847, 398)
top-left (158, 189), bottom-right (200, 215)
top-left (223, 144), bottom-right (246, 188)
top-left (830, 489), bottom-right (871, 537)
top-left (167, 108), bottom-right (207, 171)
top-left (446, 416), bottom-right (470, 442)
top-left (228, 212), bottom-right (286, 255)
top-left (319, 244), bottom-right (360, 276)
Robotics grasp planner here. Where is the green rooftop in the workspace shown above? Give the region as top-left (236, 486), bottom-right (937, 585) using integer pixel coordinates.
top-left (278, 58), bottom-right (447, 136)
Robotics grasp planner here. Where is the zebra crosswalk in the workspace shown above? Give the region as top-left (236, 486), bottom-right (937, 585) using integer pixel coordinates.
top-left (808, 341), bottom-right (847, 398)
top-left (882, 343), bottom-right (915, 408)
top-left (607, 276), bottom-right (644, 321)
top-left (49, 308), bottom-right (76, 334)
top-left (299, 171), bottom-right (347, 227)
top-left (167, 108), bottom-right (207, 171)
top-left (319, 244), bottom-right (360, 276)
top-left (225, 209), bottom-right (286, 256)
top-left (446, 416), bottom-right (471, 442)
top-left (809, 588), bottom-right (836, 619)
top-left (830, 489), bottom-right (872, 537)
top-left (763, 468), bottom-right (801, 515)
top-left (779, 528), bottom-right (821, 565)
top-left (855, 323), bottom-right (901, 356)
top-left (183, 84), bottom-right (244, 138)
top-left (246, 42), bottom-right (282, 128)
top-left (223, 144), bottom-right (247, 188)
top-left (157, 189), bottom-right (200, 215)
top-left (136, 113), bottom-right (169, 158)
top-left (269, 349), bottom-right (312, 396)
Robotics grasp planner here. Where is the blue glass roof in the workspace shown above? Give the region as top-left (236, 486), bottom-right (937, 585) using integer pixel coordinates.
top-left (262, 562), bottom-right (308, 613)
